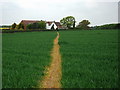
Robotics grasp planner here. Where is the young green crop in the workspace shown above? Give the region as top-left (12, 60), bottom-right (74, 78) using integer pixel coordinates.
top-left (59, 30), bottom-right (118, 88)
top-left (2, 30), bottom-right (118, 88)
top-left (2, 31), bottom-right (56, 88)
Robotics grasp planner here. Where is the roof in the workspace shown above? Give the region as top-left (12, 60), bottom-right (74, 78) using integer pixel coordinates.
top-left (54, 22), bottom-right (63, 28)
top-left (55, 22), bottom-right (62, 26)
top-left (46, 21), bottom-right (53, 26)
top-left (21, 20), bottom-right (62, 28)
top-left (46, 21), bottom-right (62, 27)
top-left (21, 20), bottom-right (39, 26)
top-left (55, 22), bottom-right (59, 25)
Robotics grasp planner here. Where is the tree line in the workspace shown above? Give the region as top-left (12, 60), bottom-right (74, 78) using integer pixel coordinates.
top-left (91, 23), bottom-right (120, 30)
top-left (10, 16), bottom-right (120, 31)
top-left (60, 16), bottom-right (119, 30)
top-left (60, 16), bottom-right (90, 29)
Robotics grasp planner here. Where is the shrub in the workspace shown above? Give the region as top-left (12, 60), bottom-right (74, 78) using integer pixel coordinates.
top-left (27, 21), bottom-right (46, 30)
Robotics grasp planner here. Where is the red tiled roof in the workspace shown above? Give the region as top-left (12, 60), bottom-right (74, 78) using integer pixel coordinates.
top-left (21, 20), bottom-right (62, 26)
top-left (55, 22), bottom-right (63, 28)
top-left (46, 21), bottom-right (53, 26)
top-left (46, 21), bottom-right (62, 27)
top-left (20, 20), bottom-right (63, 30)
top-left (55, 22), bottom-right (61, 26)
top-left (21, 20), bottom-right (39, 26)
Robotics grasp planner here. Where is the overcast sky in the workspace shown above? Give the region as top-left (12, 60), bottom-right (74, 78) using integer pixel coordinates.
top-left (0, 0), bottom-right (119, 26)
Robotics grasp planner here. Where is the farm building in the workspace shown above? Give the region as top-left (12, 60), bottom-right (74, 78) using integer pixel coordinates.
top-left (20, 20), bottom-right (65, 30)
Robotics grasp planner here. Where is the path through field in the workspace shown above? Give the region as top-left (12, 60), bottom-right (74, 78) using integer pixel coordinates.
top-left (40, 32), bottom-right (62, 88)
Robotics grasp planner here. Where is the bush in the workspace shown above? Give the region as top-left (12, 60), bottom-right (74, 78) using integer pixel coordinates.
top-left (27, 21), bottom-right (46, 30)
top-left (2, 29), bottom-right (25, 33)
top-left (2, 30), bottom-right (14, 33)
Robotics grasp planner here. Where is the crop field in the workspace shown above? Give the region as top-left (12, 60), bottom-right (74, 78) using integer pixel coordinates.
top-left (2, 29), bottom-right (118, 88)
top-left (59, 30), bottom-right (118, 88)
top-left (2, 31), bottom-right (56, 88)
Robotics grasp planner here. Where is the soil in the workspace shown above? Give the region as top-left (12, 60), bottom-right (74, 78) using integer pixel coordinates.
top-left (40, 32), bottom-right (62, 88)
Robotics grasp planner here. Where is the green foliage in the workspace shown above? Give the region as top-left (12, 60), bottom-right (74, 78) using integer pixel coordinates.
top-left (59, 30), bottom-right (118, 88)
top-left (27, 24), bottom-right (32, 30)
top-left (60, 16), bottom-right (76, 29)
top-left (2, 30), bottom-right (14, 33)
top-left (27, 21), bottom-right (46, 30)
top-left (2, 29), bottom-right (25, 33)
top-left (92, 23), bottom-right (120, 30)
top-left (76, 20), bottom-right (90, 29)
top-left (27, 22), bottom-right (38, 29)
top-left (18, 23), bottom-right (24, 29)
top-left (2, 31), bottom-right (56, 88)
top-left (15, 25), bottom-right (19, 30)
top-left (39, 21), bottom-right (46, 29)
top-left (11, 23), bottom-right (17, 29)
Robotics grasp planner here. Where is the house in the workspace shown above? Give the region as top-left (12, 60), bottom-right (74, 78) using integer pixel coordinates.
top-left (20, 20), bottom-right (39, 30)
top-left (20, 20), bottom-right (64, 30)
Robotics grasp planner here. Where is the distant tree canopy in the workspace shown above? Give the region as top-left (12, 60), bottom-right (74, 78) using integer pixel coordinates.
top-left (76, 20), bottom-right (90, 29)
top-left (92, 23), bottom-right (120, 30)
top-left (27, 21), bottom-right (46, 30)
top-left (11, 23), bottom-right (17, 29)
top-left (60, 16), bottom-right (76, 29)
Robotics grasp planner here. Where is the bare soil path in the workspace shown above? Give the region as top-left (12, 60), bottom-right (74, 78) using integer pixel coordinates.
top-left (40, 32), bottom-right (62, 88)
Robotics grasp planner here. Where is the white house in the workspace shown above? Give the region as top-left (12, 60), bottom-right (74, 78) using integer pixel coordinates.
top-left (46, 21), bottom-right (58, 30)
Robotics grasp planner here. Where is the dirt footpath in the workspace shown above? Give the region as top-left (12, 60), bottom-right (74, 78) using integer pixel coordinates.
top-left (40, 32), bottom-right (62, 88)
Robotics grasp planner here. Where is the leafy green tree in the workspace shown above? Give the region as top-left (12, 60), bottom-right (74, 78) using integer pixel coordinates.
top-left (18, 23), bottom-right (24, 29)
top-left (27, 24), bottom-right (32, 29)
top-left (11, 23), bottom-right (17, 29)
top-left (32, 22), bottom-right (39, 29)
top-left (15, 25), bottom-right (19, 30)
top-left (39, 21), bottom-right (46, 29)
top-left (77, 20), bottom-right (90, 29)
top-left (60, 16), bottom-right (76, 29)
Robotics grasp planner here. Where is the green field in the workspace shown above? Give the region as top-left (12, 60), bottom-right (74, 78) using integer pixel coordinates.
top-left (59, 30), bottom-right (118, 88)
top-left (2, 31), bottom-right (56, 88)
top-left (2, 30), bottom-right (118, 88)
